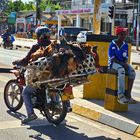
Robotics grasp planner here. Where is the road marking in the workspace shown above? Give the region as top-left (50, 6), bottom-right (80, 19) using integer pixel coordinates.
top-left (0, 120), bottom-right (27, 130)
top-left (135, 79), bottom-right (140, 83)
top-left (132, 88), bottom-right (140, 94)
top-left (0, 75), bottom-right (11, 83)
top-left (0, 115), bottom-right (77, 130)
top-left (133, 82), bottom-right (140, 90)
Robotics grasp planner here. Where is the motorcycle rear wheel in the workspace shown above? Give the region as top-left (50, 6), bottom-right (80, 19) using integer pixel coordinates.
top-left (43, 90), bottom-right (67, 125)
top-left (4, 79), bottom-right (23, 112)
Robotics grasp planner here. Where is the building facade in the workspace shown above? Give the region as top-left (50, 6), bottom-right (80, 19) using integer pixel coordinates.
top-left (56, 0), bottom-right (113, 34)
top-left (56, 0), bottom-right (134, 35)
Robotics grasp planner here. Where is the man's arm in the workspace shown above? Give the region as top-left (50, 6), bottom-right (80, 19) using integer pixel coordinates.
top-left (111, 58), bottom-right (129, 69)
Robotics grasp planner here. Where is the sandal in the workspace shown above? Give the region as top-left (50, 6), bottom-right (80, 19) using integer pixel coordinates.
top-left (118, 95), bottom-right (128, 104)
top-left (21, 113), bottom-right (37, 124)
top-left (128, 98), bottom-right (137, 104)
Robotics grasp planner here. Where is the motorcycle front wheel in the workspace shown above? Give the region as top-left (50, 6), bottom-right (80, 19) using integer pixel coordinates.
top-left (4, 79), bottom-right (23, 112)
top-left (43, 90), bottom-right (68, 125)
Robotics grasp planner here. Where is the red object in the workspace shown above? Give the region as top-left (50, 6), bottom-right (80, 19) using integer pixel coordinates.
top-left (64, 86), bottom-right (73, 94)
top-left (134, 27), bottom-right (136, 40)
top-left (18, 78), bottom-right (25, 86)
top-left (115, 27), bottom-right (128, 35)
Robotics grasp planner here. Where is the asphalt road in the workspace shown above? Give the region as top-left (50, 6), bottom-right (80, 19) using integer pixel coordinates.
top-left (0, 47), bottom-right (139, 140)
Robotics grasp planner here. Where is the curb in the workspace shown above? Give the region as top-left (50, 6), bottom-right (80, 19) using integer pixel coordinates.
top-left (15, 38), bottom-right (35, 42)
top-left (15, 45), bottom-right (30, 50)
top-left (71, 98), bottom-right (140, 138)
top-left (132, 62), bottom-right (140, 66)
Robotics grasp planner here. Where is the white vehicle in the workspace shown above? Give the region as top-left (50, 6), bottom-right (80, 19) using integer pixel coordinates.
top-left (77, 31), bottom-right (93, 43)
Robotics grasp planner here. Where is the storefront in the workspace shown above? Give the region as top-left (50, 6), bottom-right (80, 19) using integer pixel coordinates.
top-left (16, 18), bottom-right (26, 32)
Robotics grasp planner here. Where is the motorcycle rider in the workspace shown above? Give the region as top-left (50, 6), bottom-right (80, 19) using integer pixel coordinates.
top-left (13, 26), bottom-right (52, 123)
top-left (13, 26), bottom-right (51, 66)
top-left (1, 28), bottom-right (12, 49)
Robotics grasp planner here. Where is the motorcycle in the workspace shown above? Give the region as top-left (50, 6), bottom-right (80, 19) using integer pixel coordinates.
top-left (4, 65), bottom-right (74, 125)
top-left (1, 36), bottom-right (14, 49)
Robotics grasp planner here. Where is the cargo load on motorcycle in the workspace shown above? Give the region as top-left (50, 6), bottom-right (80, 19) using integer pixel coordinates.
top-left (25, 40), bottom-right (98, 88)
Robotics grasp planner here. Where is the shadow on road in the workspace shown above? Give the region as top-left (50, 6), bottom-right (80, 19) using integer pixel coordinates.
top-left (7, 110), bottom-right (26, 120)
top-left (27, 123), bottom-right (121, 140)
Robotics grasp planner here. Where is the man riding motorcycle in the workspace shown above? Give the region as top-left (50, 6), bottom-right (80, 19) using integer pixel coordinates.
top-left (1, 28), bottom-right (13, 49)
top-left (13, 26), bottom-right (52, 66)
top-left (13, 26), bottom-right (52, 123)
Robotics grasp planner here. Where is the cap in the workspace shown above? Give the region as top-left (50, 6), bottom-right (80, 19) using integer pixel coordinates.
top-left (115, 27), bottom-right (128, 36)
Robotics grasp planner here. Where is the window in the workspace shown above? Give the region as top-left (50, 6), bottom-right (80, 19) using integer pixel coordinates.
top-left (82, 0), bottom-right (86, 5)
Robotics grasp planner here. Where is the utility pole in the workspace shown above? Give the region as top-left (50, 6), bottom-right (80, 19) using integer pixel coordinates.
top-left (36, 0), bottom-right (41, 27)
top-left (93, 0), bottom-right (101, 34)
top-left (36, 0), bottom-right (39, 27)
top-left (136, 0), bottom-right (140, 50)
top-left (111, 0), bottom-right (115, 35)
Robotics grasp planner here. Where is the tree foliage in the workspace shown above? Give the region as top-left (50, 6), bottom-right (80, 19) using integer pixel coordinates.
top-left (37, 0), bottom-right (62, 12)
top-left (3, 0), bottom-right (62, 15)
top-left (0, 0), bottom-right (9, 15)
top-left (5, 0), bottom-right (35, 15)
top-left (24, 2), bottom-right (36, 11)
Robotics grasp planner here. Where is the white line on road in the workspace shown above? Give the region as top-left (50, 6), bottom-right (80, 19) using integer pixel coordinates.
top-left (132, 88), bottom-right (140, 94)
top-left (0, 116), bottom-right (77, 130)
top-left (134, 79), bottom-right (140, 83)
top-left (0, 75), bottom-right (12, 83)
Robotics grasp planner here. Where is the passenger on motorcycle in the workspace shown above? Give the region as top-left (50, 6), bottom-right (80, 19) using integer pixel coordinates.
top-left (13, 27), bottom-right (52, 123)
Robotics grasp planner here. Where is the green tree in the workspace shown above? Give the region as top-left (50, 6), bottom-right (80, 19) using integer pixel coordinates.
top-left (36, 0), bottom-right (62, 12)
top-left (5, 0), bottom-right (36, 15)
top-left (0, 0), bottom-right (9, 16)
top-left (24, 2), bottom-right (35, 11)
top-left (13, 0), bottom-right (25, 12)
top-left (44, 0), bottom-right (62, 11)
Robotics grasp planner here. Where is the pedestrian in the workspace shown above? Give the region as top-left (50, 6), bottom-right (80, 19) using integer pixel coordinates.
top-left (108, 27), bottom-right (137, 104)
top-left (12, 26), bottom-right (52, 123)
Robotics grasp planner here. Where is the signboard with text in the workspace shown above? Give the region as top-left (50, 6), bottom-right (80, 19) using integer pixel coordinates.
top-left (57, 8), bottom-right (94, 15)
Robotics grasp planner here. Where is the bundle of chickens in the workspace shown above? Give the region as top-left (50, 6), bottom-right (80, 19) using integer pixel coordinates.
top-left (25, 41), bottom-right (98, 88)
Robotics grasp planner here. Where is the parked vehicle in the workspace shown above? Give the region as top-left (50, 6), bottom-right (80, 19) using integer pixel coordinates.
top-left (77, 31), bottom-right (93, 43)
top-left (59, 26), bottom-right (88, 41)
top-left (4, 65), bottom-right (73, 125)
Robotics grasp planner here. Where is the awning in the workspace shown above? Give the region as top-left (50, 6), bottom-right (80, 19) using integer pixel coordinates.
top-left (44, 14), bottom-right (52, 19)
top-left (45, 20), bottom-right (58, 24)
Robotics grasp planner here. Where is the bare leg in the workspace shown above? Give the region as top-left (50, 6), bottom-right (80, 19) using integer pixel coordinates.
top-left (126, 78), bottom-right (134, 99)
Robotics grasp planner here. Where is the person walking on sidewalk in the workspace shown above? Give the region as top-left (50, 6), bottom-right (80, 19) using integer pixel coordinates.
top-left (108, 27), bottom-right (137, 104)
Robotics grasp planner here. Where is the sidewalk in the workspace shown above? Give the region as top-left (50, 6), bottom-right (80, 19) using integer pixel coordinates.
top-left (71, 85), bottom-right (140, 138)
top-left (71, 48), bottom-right (140, 138)
top-left (131, 46), bottom-right (140, 66)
